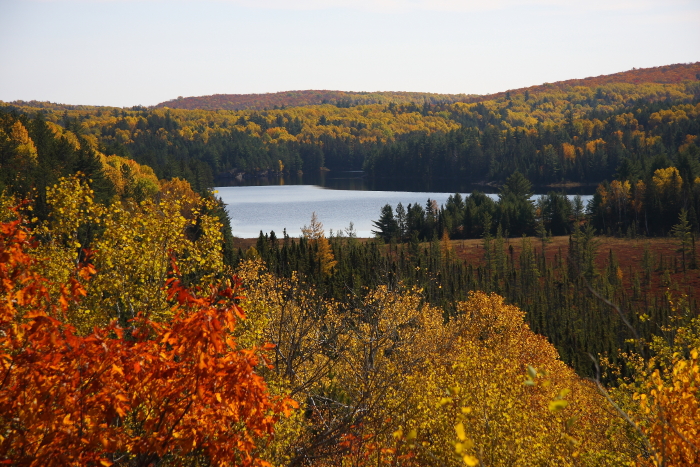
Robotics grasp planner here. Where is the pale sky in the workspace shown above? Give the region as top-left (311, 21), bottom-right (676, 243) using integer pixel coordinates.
top-left (1, 0), bottom-right (699, 107)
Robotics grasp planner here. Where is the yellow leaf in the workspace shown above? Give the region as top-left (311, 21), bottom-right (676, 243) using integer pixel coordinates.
top-left (455, 422), bottom-right (466, 441)
top-left (463, 454), bottom-right (479, 466)
top-left (527, 365), bottom-right (537, 379)
top-left (549, 399), bottom-right (568, 413)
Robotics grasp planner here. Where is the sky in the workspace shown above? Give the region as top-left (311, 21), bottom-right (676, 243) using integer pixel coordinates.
top-left (0, 0), bottom-right (699, 107)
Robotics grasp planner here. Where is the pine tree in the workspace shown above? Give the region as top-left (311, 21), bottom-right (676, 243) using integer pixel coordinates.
top-left (395, 202), bottom-right (407, 242)
top-left (671, 209), bottom-right (692, 273)
top-left (372, 204), bottom-right (398, 243)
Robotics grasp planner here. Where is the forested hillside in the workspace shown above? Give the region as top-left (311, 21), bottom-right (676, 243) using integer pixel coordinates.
top-left (156, 90), bottom-right (475, 111)
top-left (5, 62), bottom-right (699, 239)
top-left (3, 63), bottom-right (699, 192)
top-left (467, 62), bottom-right (700, 102)
top-left (2, 64), bottom-right (700, 465)
top-left (156, 63), bottom-right (700, 111)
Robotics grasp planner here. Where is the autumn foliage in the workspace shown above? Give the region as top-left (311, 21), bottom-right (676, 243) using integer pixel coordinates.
top-left (155, 90), bottom-right (471, 111)
top-left (4, 62), bottom-right (699, 197)
top-left (155, 63), bottom-right (700, 111)
top-left (2, 193), bottom-right (700, 465)
top-left (635, 349), bottom-right (700, 466)
top-left (3, 61), bottom-right (700, 466)
top-left (231, 259), bottom-right (639, 466)
top-left (0, 216), bottom-right (294, 466)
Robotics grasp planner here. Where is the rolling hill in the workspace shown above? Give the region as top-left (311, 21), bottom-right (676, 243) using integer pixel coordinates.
top-left (155, 62), bottom-right (700, 111)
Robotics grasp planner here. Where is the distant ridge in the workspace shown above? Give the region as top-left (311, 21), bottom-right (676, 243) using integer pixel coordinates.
top-left (155, 90), bottom-right (475, 111)
top-left (156, 62), bottom-right (700, 111)
top-left (470, 62), bottom-right (700, 103)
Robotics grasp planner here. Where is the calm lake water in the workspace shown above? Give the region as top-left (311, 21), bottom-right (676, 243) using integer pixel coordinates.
top-left (217, 171), bottom-right (597, 195)
top-left (216, 185), bottom-right (593, 239)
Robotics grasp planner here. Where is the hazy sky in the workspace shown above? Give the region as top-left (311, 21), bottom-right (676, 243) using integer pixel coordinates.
top-left (1, 0), bottom-right (699, 107)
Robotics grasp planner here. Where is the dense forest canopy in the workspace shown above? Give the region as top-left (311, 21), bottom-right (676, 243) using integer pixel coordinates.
top-left (2, 63), bottom-right (700, 466)
top-left (155, 90), bottom-right (477, 111)
top-left (4, 62), bottom-right (699, 238)
top-left (3, 62), bottom-right (699, 189)
top-left (154, 63), bottom-right (700, 111)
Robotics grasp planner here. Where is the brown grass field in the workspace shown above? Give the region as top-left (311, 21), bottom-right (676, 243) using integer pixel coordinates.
top-left (447, 236), bottom-right (700, 308)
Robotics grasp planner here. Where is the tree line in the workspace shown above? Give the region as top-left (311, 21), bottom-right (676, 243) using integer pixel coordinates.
top-left (243, 213), bottom-right (697, 380)
top-left (363, 98), bottom-right (700, 186)
top-left (3, 71), bottom-right (699, 192)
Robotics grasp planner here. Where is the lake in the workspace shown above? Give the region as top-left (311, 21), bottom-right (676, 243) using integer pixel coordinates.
top-left (215, 184), bottom-right (593, 238)
top-left (216, 170), bottom-right (598, 195)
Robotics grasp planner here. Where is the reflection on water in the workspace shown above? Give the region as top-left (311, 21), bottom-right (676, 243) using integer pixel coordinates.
top-left (216, 184), bottom-right (594, 239)
top-left (216, 170), bottom-right (597, 195)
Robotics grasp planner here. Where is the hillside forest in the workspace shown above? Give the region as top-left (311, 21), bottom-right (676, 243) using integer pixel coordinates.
top-left (1, 63), bottom-right (700, 466)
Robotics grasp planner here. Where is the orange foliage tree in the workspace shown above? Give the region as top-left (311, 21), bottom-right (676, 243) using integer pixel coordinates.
top-left (635, 349), bottom-right (700, 466)
top-left (0, 216), bottom-right (295, 466)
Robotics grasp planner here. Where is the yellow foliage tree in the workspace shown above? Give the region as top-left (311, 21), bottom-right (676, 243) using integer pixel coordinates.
top-left (616, 295), bottom-right (700, 466)
top-left (389, 292), bottom-right (634, 466)
top-left (652, 167), bottom-right (683, 199)
top-left (236, 264), bottom-right (636, 466)
top-left (585, 138), bottom-right (606, 154)
top-left (301, 212), bottom-right (337, 277)
top-left (24, 175), bottom-right (226, 333)
top-left (100, 154), bottom-right (160, 201)
top-left (9, 121), bottom-right (38, 164)
top-left (561, 142), bottom-right (576, 160)
top-left (0, 121), bottom-right (37, 178)
top-left (233, 260), bottom-right (447, 466)
top-left (609, 179), bottom-right (632, 224)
